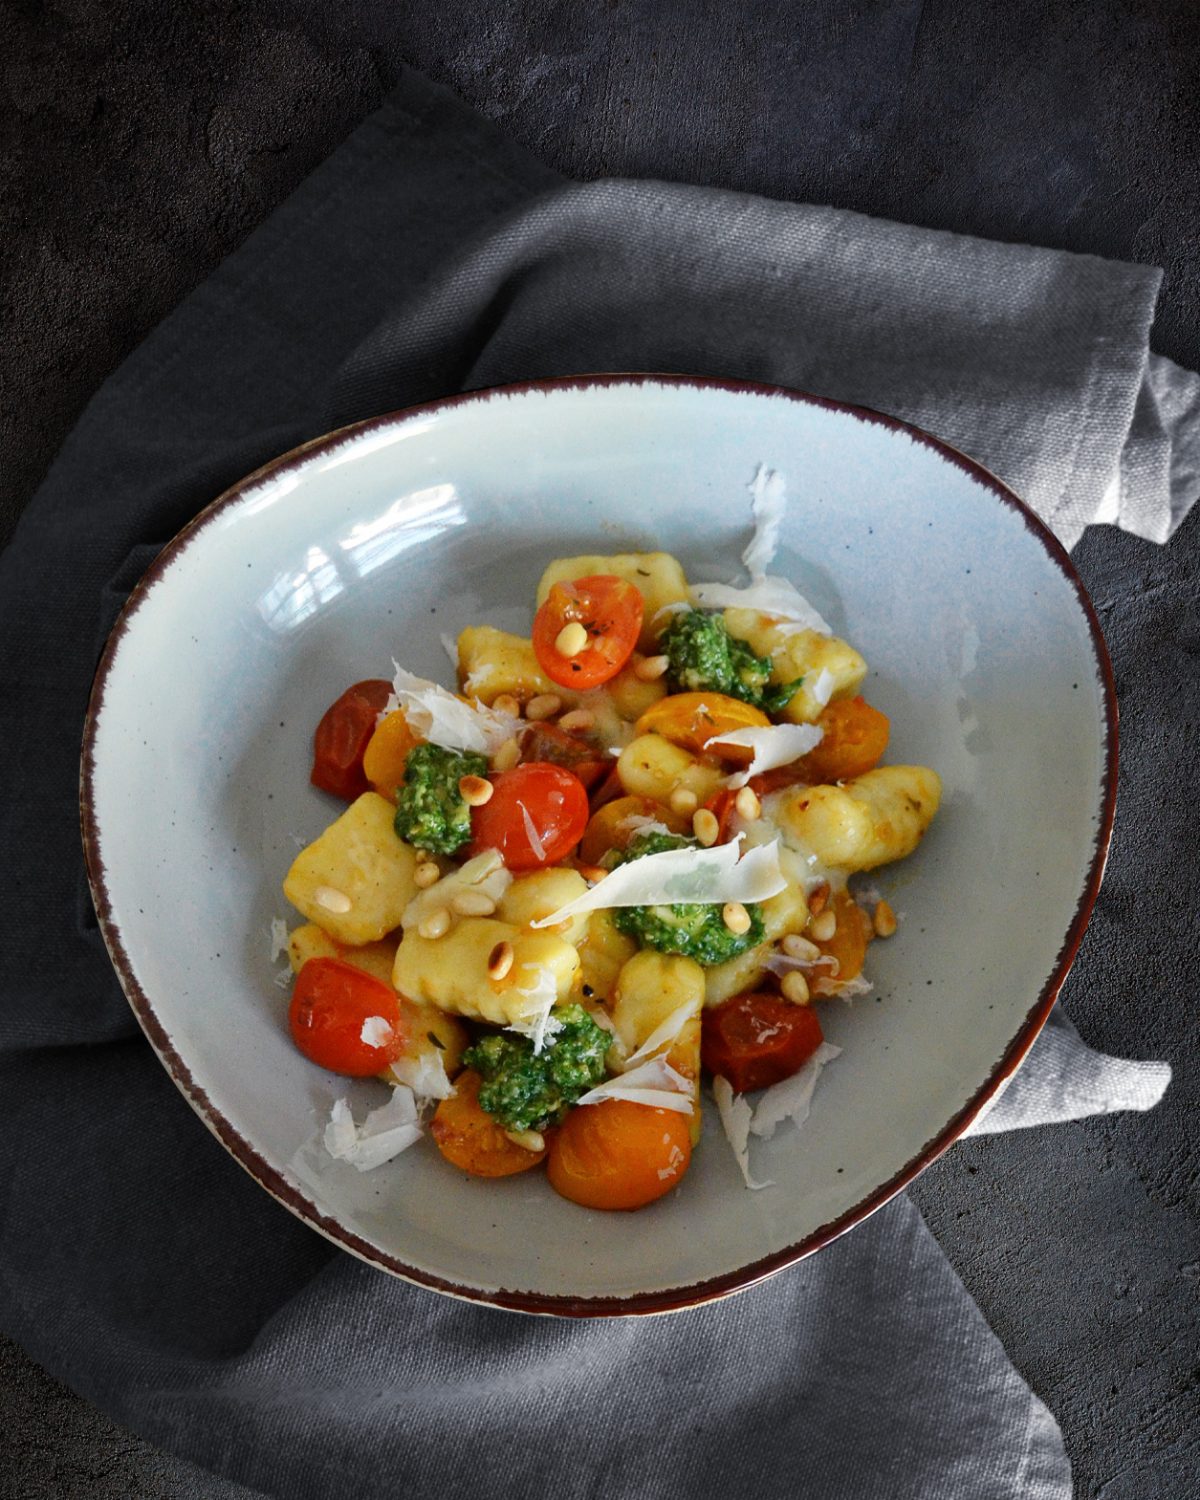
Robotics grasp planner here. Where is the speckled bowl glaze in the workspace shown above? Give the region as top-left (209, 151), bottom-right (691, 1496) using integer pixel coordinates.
top-left (81, 375), bottom-right (1115, 1315)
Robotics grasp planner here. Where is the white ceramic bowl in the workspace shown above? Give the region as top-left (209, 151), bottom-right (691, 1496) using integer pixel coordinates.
top-left (81, 375), bottom-right (1114, 1314)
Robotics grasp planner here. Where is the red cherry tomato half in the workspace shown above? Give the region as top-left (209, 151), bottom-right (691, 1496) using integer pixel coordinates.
top-left (468, 762), bottom-right (590, 872)
top-left (289, 957), bottom-right (406, 1076)
top-left (519, 722), bottom-right (612, 791)
top-left (311, 679), bottom-right (393, 800)
top-left (532, 575), bottom-right (644, 689)
top-left (701, 991), bottom-right (824, 1094)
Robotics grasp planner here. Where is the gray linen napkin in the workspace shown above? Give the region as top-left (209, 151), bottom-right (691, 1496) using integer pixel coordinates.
top-left (0, 66), bottom-right (1187, 1500)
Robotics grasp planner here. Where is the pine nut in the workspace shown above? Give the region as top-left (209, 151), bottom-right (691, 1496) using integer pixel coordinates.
top-left (492, 736), bottom-right (521, 773)
top-left (504, 1127), bottom-right (545, 1153)
top-left (451, 890), bottom-right (496, 917)
top-left (492, 693), bottom-right (521, 718)
top-left (418, 908), bottom-right (451, 940)
top-left (782, 933), bottom-right (821, 961)
top-left (808, 882), bottom-right (830, 916)
top-left (458, 774), bottom-right (493, 806)
top-left (693, 808), bottom-right (720, 846)
top-left (873, 899), bottom-right (898, 938)
top-left (554, 621), bottom-right (589, 658)
top-left (525, 693), bottom-right (563, 721)
top-left (781, 971), bottom-right (811, 1005)
top-left (414, 860), bottom-right (441, 889)
top-left (722, 901), bottom-right (751, 935)
top-left (811, 909), bottom-right (837, 942)
top-left (558, 708), bottom-right (595, 733)
top-left (669, 786), bottom-right (698, 815)
top-left (634, 654), bottom-right (670, 681)
top-left (313, 885), bottom-right (352, 914)
top-left (487, 940), bottom-right (515, 980)
top-left (735, 786), bottom-right (761, 820)
top-left (578, 863), bottom-right (609, 884)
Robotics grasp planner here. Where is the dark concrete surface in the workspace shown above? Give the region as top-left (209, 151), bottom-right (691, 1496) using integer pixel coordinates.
top-left (2, 2), bottom-right (1197, 1497)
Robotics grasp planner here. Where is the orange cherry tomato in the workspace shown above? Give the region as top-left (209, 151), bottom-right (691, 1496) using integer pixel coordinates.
top-left (578, 795), bottom-right (689, 867)
top-left (794, 697), bottom-right (890, 783)
top-left (468, 762), bottom-right (590, 872)
top-left (362, 709), bottom-right (420, 801)
top-left (811, 889), bottom-right (872, 988)
top-left (532, 575), bottom-right (644, 689)
top-left (430, 1069), bottom-right (548, 1178)
top-left (701, 787), bottom-right (739, 844)
top-left (546, 1100), bottom-right (692, 1210)
top-left (311, 679), bottom-right (393, 800)
top-left (289, 957), bottom-right (405, 1076)
top-left (701, 991), bottom-right (824, 1093)
top-left (634, 691), bottom-right (770, 763)
top-left (519, 722), bottom-right (611, 792)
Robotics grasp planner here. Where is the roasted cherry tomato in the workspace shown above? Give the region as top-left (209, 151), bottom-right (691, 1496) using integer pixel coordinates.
top-left (793, 696), bottom-right (890, 783)
top-left (311, 679), bottom-right (393, 800)
top-left (578, 794), bottom-right (688, 867)
top-left (362, 708), bottom-right (420, 801)
top-left (547, 1100), bottom-right (692, 1210)
top-left (634, 691), bottom-right (770, 763)
top-left (519, 722), bottom-right (611, 791)
top-left (701, 787), bottom-right (740, 844)
top-left (430, 1069), bottom-right (548, 1178)
top-left (811, 889), bottom-right (872, 988)
top-left (701, 991), bottom-right (824, 1093)
top-left (532, 575), bottom-right (643, 689)
top-left (468, 762), bottom-right (590, 872)
top-left (289, 957), bottom-right (405, 1076)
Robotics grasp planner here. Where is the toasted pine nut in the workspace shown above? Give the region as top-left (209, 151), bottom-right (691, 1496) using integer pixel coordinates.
top-left (782, 933), bottom-right (821, 961)
top-left (504, 1127), bottom-right (546, 1153)
top-left (578, 863), bottom-right (609, 884)
top-left (313, 885), bottom-right (352, 914)
top-left (669, 786), bottom-right (698, 815)
top-left (492, 693), bottom-right (521, 718)
top-left (808, 882), bottom-right (830, 916)
top-left (451, 890), bottom-right (497, 917)
top-left (634, 654), bottom-right (670, 681)
top-left (487, 940), bottom-right (515, 980)
top-left (781, 971), bottom-right (811, 1005)
top-left (458, 774), bottom-right (493, 807)
top-left (492, 736), bottom-right (521, 774)
top-left (525, 693), bottom-right (563, 722)
top-left (558, 708), bottom-right (595, 733)
top-left (693, 808), bottom-right (720, 846)
top-left (735, 786), bottom-right (761, 820)
top-left (554, 621), bottom-right (589, 658)
top-left (414, 860), bottom-right (441, 889)
top-left (873, 899), bottom-right (898, 938)
top-left (722, 901), bottom-right (751, 935)
top-left (418, 908), bottom-right (451, 940)
top-left (811, 909), bottom-right (837, 942)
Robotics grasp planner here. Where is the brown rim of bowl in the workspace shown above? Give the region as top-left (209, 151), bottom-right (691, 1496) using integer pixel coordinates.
top-left (79, 372), bottom-right (1118, 1317)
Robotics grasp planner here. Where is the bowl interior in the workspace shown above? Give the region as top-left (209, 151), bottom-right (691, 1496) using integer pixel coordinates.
top-left (84, 378), bottom-right (1110, 1310)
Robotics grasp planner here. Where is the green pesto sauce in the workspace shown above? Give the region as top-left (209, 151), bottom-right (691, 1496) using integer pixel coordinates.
top-left (464, 1004), bottom-right (610, 1132)
top-left (661, 608), bottom-right (802, 712)
top-left (393, 742), bottom-right (487, 855)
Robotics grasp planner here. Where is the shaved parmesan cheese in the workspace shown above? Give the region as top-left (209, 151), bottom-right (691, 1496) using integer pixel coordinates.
top-left (388, 1050), bottom-right (455, 1102)
top-left (517, 800), bottom-right (547, 862)
top-left (690, 575), bottom-right (832, 635)
top-left (528, 835), bottom-right (786, 927)
top-left (712, 1076), bottom-right (773, 1189)
top-left (503, 964), bottom-right (564, 1055)
top-left (810, 667), bottom-right (836, 707)
top-left (360, 1015), bottom-right (395, 1049)
top-left (621, 1000), bottom-right (699, 1069)
top-left (707, 722), bottom-right (824, 789)
top-left (273, 966), bottom-right (294, 990)
top-left (576, 1056), bottom-right (693, 1113)
top-left (268, 917), bottom-right (289, 962)
top-left (617, 813), bottom-right (675, 840)
top-left (813, 972), bottom-right (873, 1001)
top-left (323, 1088), bottom-right (422, 1172)
top-left (384, 662), bottom-right (522, 753)
top-left (440, 631), bottom-right (459, 668)
top-left (741, 464), bottom-right (787, 580)
top-left (762, 949), bottom-right (838, 979)
top-left (750, 1042), bottom-right (842, 1140)
top-left (651, 600), bottom-right (691, 625)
